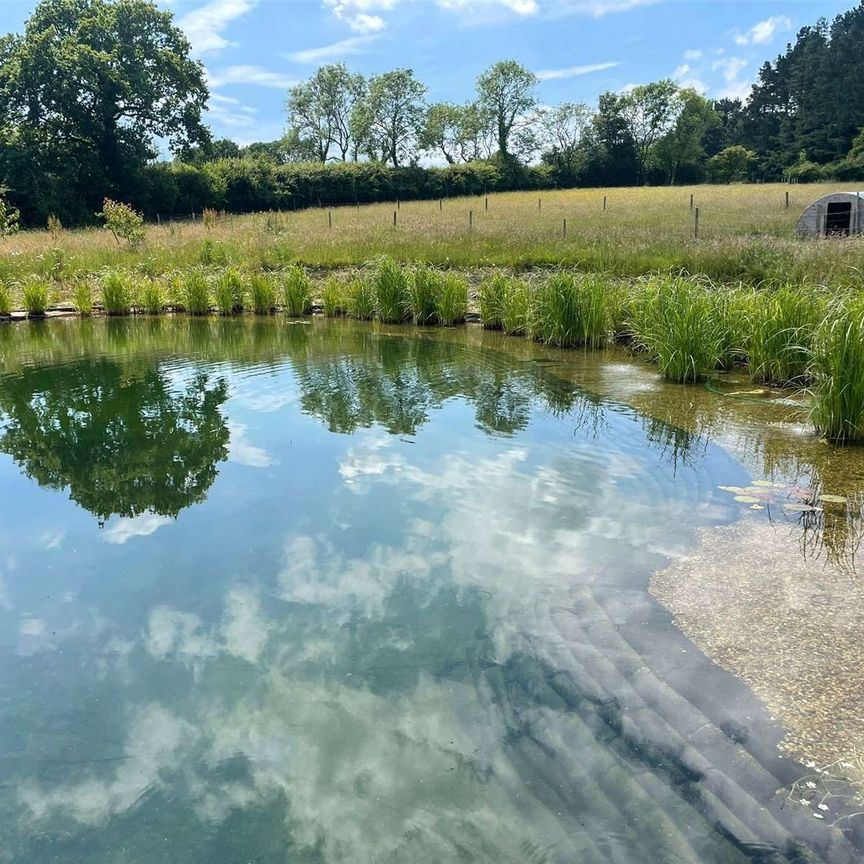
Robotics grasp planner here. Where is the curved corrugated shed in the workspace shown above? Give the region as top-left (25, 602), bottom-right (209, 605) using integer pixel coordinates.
top-left (796, 191), bottom-right (864, 236)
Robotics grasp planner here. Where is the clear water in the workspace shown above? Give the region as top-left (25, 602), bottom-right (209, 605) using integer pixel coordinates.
top-left (0, 318), bottom-right (858, 864)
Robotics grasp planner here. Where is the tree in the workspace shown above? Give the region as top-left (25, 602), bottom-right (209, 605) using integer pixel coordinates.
top-left (356, 69), bottom-right (426, 167)
top-left (652, 90), bottom-right (718, 184)
top-left (539, 102), bottom-right (592, 180)
top-left (419, 102), bottom-right (491, 164)
top-left (708, 145), bottom-right (756, 183)
top-left (0, 0), bottom-right (208, 224)
top-left (584, 92), bottom-right (639, 186)
top-left (475, 60), bottom-right (538, 160)
top-left (619, 80), bottom-right (682, 185)
top-left (286, 63), bottom-right (366, 163)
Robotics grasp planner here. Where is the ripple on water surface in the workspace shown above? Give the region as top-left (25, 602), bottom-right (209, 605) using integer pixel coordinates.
top-left (0, 317), bottom-right (861, 864)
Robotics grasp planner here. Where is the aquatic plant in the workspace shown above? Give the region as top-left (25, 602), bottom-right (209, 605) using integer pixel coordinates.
top-left (478, 274), bottom-right (507, 330)
top-left (500, 277), bottom-right (531, 336)
top-left (141, 278), bottom-right (164, 315)
top-left (214, 267), bottom-right (245, 315)
top-left (746, 285), bottom-right (825, 385)
top-left (372, 256), bottom-right (409, 323)
top-left (249, 272), bottom-right (277, 314)
top-left (408, 265), bottom-right (441, 325)
top-left (345, 277), bottom-right (376, 320)
top-left (72, 280), bottom-right (93, 315)
top-left (281, 265), bottom-right (313, 316)
top-left (531, 273), bottom-right (611, 349)
top-left (628, 276), bottom-right (726, 383)
top-left (322, 277), bottom-right (347, 317)
top-left (21, 275), bottom-right (51, 316)
top-left (0, 281), bottom-right (12, 316)
top-left (181, 270), bottom-right (211, 315)
top-left (435, 273), bottom-right (468, 326)
top-left (810, 297), bottom-right (864, 442)
top-left (101, 270), bottom-right (133, 315)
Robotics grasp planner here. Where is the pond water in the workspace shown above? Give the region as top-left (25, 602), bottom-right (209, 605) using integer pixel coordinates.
top-left (0, 317), bottom-right (862, 864)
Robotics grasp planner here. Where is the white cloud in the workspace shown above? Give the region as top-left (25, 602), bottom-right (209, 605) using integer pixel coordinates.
top-left (535, 60), bottom-right (621, 81)
top-left (734, 15), bottom-right (791, 46)
top-left (207, 65), bottom-right (299, 89)
top-left (436, 0), bottom-right (539, 17)
top-left (683, 49), bottom-right (703, 61)
top-left (228, 422), bottom-right (275, 468)
top-left (102, 514), bottom-right (173, 545)
top-left (178, 0), bottom-right (258, 54)
top-left (324, 0), bottom-right (395, 31)
top-left (287, 35), bottom-right (379, 64)
top-left (712, 56), bottom-right (750, 100)
top-left (206, 92), bottom-right (257, 129)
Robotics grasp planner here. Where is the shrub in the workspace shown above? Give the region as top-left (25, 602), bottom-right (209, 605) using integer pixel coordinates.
top-left (281, 265), bottom-right (313, 315)
top-left (322, 278), bottom-right (347, 316)
top-left (21, 275), bottom-right (51, 316)
top-left (0, 194), bottom-right (20, 236)
top-left (810, 297), bottom-right (864, 442)
top-left (249, 272), bottom-right (277, 314)
top-left (345, 277), bottom-right (376, 320)
top-left (99, 199), bottom-right (145, 248)
top-left (435, 273), bottom-right (468, 326)
top-left (408, 265), bottom-right (441, 325)
top-left (0, 281), bottom-right (11, 316)
top-left (101, 270), bottom-right (133, 315)
top-left (372, 256), bottom-right (409, 323)
top-left (72, 280), bottom-right (93, 315)
top-left (214, 267), bottom-right (245, 315)
top-left (180, 270), bottom-right (211, 315)
top-left (629, 276), bottom-right (726, 383)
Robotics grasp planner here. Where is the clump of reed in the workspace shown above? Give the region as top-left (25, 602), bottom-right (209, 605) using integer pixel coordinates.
top-left (810, 296), bottom-right (864, 443)
top-left (71, 279), bottom-right (93, 315)
top-left (345, 276), bottom-right (376, 320)
top-left (531, 273), bottom-right (611, 349)
top-left (408, 265), bottom-right (441, 325)
top-left (435, 273), bottom-right (468, 326)
top-left (21, 275), bottom-right (51, 317)
top-left (478, 273), bottom-right (507, 330)
top-left (214, 267), bottom-right (245, 315)
top-left (180, 270), bottom-right (211, 315)
top-left (745, 285), bottom-right (825, 386)
top-left (0, 281), bottom-right (13, 316)
top-left (281, 265), bottom-right (313, 316)
top-left (372, 256), bottom-right (409, 323)
top-left (100, 270), bottom-right (134, 315)
top-left (322, 277), bottom-right (347, 317)
top-left (628, 276), bottom-right (727, 383)
top-left (249, 272), bottom-right (277, 314)
top-left (500, 276), bottom-right (531, 336)
top-left (141, 278), bottom-right (164, 314)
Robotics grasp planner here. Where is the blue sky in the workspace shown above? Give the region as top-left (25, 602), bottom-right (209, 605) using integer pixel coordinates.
top-left (0, 0), bottom-right (854, 144)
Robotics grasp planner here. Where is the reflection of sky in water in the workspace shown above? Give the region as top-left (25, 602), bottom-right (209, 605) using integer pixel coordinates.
top-left (0, 321), bottom-right (859, 863)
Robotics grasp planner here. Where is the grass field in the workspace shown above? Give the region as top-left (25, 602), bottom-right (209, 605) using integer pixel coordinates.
top-left (0, 182), bottom-right (862, 290)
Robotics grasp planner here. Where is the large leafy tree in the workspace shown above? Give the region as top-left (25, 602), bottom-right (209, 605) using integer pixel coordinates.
top-left (619, 80), bottom-right (682, 185)
top-left (539, 102), bottom-right (592, 180)
top-left (652, 90), bottom-right (718, 184)
top-left (0, 0), bottom-right (208, 223)
top-left (475, 60), bottom-right (538, 160)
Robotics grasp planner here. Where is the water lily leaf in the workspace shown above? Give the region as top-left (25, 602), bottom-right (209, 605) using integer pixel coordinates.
top-left (718, 485), bottom-right (747, 494)
top-left (818, 494), bottom-right (847, 504)
top-left (752, 479), bottom-right (784, 488)
top-left (784, 503), bottom-right (823, 513)
top-left (749, 504), bottom-right (765, 510)
top-left (734, 495), bottom-right (761, 503)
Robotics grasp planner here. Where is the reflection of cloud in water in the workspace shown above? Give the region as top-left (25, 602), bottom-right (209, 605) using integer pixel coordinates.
top-left (228, 422), bottom-right (276, 469)
top-left (102, 514), bottom-right (173, 545)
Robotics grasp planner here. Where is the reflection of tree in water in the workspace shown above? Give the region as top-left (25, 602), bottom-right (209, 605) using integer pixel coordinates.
top-left (0, 359), bottom-right (229, 522)
top-left (293, 333), bottom-right (587, 438)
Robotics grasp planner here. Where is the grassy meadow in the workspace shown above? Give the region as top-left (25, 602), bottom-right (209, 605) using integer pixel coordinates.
top-left (2, 181), bottom-right (864, 441)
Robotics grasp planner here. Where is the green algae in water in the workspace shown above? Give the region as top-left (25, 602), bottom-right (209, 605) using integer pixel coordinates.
top-left (0, 317), bottom-right (861, 864)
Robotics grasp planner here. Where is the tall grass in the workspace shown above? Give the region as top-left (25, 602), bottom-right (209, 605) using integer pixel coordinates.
top-left (628, 276), bottom-right (727, 383)
top-left (0, 281), bottom-right (12, 316)
top-left (746, 285), bottom-right (825, 385)
top-left (478, 274), bottom-right (507, 330)
top-left (810, 297), bottom-right (864, 442)
top-left (72, 280), bottom-right (93, 315)
top-left (322, 277), bottom-right (346, 317)
top-left (214, 267), bottom-right (245, 315)
top-left (372, 256), bottom-right (409, 323)
top-left (500, 276), bottom-right (531, 336)
top-left (21, 276), bottom-right (51, 316)
top-left (141, 279), bottom-right (164, 315)
top-left (249, 272), bottom-right (277, 314)
top-left (101, 270), bottom-right (133, 315)
top-left (281, 265), bottom-right (313, 316)
top-left (408, 265), bottom-right (440, 325)
top-left (180, 270), bottom-right (211, 315)
top-left (345, 277), bottom-right (376, 320)
top-left (531, 273), bottom-right (611, 348)
top-left (435, 273), bottom-right (468, 326)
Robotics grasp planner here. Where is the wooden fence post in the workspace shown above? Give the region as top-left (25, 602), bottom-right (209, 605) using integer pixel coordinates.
top-left (562, 218), bottom-right (567, 239)
top-left (469, 210), bottom-right (473, 230)
top-left (694, 207), bottom-right (700, 240)
top-left (603, 196), bottom-right (607, 211)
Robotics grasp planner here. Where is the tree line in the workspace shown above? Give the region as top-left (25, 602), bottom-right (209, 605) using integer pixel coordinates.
top-left (1, 0), bottom-right (863, 228)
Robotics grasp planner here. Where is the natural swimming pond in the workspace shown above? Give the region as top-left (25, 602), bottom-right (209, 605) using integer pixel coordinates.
top-left (1, 317), bottom-right (863, 863)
